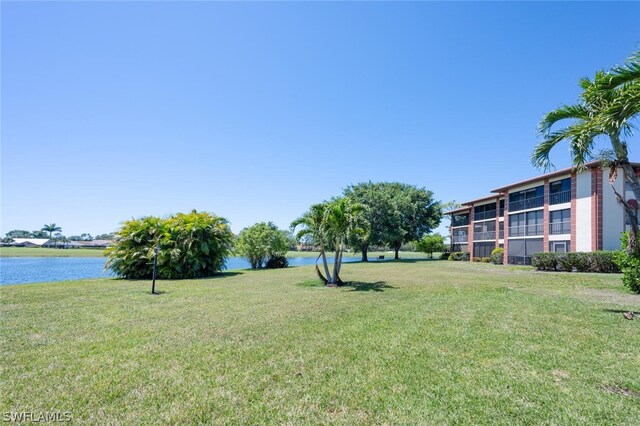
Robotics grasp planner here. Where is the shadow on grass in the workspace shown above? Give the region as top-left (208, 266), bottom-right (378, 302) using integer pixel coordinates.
top-left (603, 308), bottom-right (640, 315)
top-left (343, 281), bottom-right (395, 292)
top-left (358, 258), bottom-right (439, 264)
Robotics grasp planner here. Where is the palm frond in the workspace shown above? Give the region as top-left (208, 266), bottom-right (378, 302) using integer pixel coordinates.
top-left (538, 104), bottom-right (590, 135)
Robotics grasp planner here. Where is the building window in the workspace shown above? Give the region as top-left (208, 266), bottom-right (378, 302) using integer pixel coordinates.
top-left (499, 199), bottom-right (505, 217)
top-left (499, 221), bottom-right (504, 240)
top-left (452, 213), bottom-right (469, 227)
top-left (549, 241), bottom-right (570, 253)
top-left (549, 209), bottom-right (571, 235)
top-left (509, 211), bottom-right (543, 237)
top-left (508, 238), bottom-right (543, 265)
top-left (452, 243), bottom-right (469, 254)
top-left (474, 203), bottom-right (497, 221)
top-left (452, 228), bottom-right (468, 243)
top-left (473, 220), bottom-right (496, 241)
top-left (474, 242), bottom-right (495, 258)
top-left (549, 178), bottom-right (571, 205)
top-left (509, 186), bottom-right (544, 212)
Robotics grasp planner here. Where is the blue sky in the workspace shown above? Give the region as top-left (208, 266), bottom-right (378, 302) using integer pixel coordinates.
top-left (2, 2), bottom-right (639, 237)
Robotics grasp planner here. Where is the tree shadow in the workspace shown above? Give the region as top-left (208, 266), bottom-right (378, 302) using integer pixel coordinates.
top-left (360, 258), bottom-right (436, 264)
top-left (603, 308), bottom-right (640, 315)
top-left (342, 281), bottom-right (395, 292)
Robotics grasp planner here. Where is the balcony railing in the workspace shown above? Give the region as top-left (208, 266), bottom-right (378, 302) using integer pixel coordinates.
top-left (452, 219), bottom-right (469, 227)
top-left (452, 235), bottom-right (468, 243)
top-left (508, 224), bottom-right (544, 237)
top-left (549, 221), bottom-right (571, 235)
top-left (474, 210), bottom-right (497, 221)
top-left (549, 190), bottom-right (571, 205)
top-left (474, 231), bottom-right (496, 241)
top-left (509, 195), bottom-right (544, 212)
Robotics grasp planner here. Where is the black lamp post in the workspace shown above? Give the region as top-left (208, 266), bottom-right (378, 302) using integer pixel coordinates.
top-left (151, 245), bottom-right (159, 295)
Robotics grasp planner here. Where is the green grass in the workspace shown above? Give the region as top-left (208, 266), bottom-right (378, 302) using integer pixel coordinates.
top-left (0, 247), bottom-right (106, 257)
top-left (285, 250), bottom-right (429, 259)
top-left (2, 261), bottom-right (639, 424)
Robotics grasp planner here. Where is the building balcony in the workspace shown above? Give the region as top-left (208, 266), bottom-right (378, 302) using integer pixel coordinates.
top-left (549, 221), bottom-right (571, 235)
top-left (549, 190), bottom-right (571, 205)
top-left (474, 210), bottom-right (497, 221)
top-left (474, 231), bottom-right (496, 241)
top-left (509, 195), bottom-right (544, 212)
top-left (452, 235), bottom-right (468, 243)
top-left (508, 224), bottom-right (544, 237)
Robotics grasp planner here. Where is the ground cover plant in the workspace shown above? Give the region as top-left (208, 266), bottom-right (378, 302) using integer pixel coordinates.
top-left (2, 261), bottom-right (639, 424)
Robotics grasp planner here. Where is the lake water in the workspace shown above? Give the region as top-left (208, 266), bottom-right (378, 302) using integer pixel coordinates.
top-left (0, 256), bottom-right (361, 286)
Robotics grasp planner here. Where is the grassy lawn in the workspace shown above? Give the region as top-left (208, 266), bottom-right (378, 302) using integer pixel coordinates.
top-left (0, 247), bottom-right (106, 258)
top-left (2, 261), bottom-right (639, 424)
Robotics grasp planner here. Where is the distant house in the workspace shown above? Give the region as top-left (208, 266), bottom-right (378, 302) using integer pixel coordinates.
top-left (77, 240), bottom-right (112, 249)
top-left (11, 238), bottom-right (51, 247)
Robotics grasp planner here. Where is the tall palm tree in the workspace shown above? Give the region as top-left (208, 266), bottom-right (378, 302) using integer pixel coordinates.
top-left (532, 53), bottom-right (640, 254)
top-left (292, 198), bottom-right (367, 286)
top-left (42, 223), bottom-right (62, 248)
top-left (291, 203), bottom-right (333, 284)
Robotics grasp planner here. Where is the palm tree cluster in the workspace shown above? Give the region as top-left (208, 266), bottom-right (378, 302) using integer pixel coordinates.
top-left (532, 51), bottom-right (640, 255)
top-left (291, 198), bottom-right (367, 286)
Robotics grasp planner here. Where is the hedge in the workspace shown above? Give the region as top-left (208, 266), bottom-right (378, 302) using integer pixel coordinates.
top-left (531, 251), bottom-right (620, 273)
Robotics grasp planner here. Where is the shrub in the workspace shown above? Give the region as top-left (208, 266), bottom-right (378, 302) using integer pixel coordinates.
top-left (490, 248), bottom-right (504, 265)
top-left (265, 254), bottom-right (289, 269)
top-left (532, 252), bottom-right (558, 271)
top-left (448, 251), bottom-right (467, 261)
top-left (440, 252), bottom-right (450, 260)
top-left (235, 222), bottom-right (290, 269)
top-left (472, 257), bottom-right (482, 262)
top-left (532, 251), bottom-right (620, 274)
top-left (105, 210), bottom-right (234, 279)
top-left (481, 257), bottom-right (491, 263)
top-left (614, 232), bottom-right (640, 293)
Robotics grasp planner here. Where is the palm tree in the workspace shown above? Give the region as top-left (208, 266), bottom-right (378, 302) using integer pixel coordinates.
top-left (532, 54), bottom-right (640, 254)
top-left (42, 223), bottom-right (62, 248)
top-left (292, 198), bottom-right (367, 286)
top-left (291, 203), bottom-right (333, 284)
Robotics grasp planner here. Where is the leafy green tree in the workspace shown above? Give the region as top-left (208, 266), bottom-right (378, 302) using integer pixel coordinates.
top-left (106, 210), bottom-right (233, 279)
top-left (94, 233), bottom-right (115, 240)
top-left (292, 198), bottom-right (367, 286)
top-left (532, 51), bottom-right (640, 255)
top-left (4, 230), bottom-right (31, 239)
top-left (30, 230), bottom-right (48, 238)
top-left (416, 233), bottom-right (445, 259)
top-left (41, 223), bottom-right (62, 247)
top-left (386, 184), bottom-right (442, 260)
top-left (343, 182), bottom-right (400, 261)
top-left (344, 182), bottom-right (442, 261)
top-left (235, 222), bottom-right (290, 269)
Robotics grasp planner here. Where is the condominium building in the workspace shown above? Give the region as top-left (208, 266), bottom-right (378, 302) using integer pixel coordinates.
top-left (447, 162), bottom-right (639, 265)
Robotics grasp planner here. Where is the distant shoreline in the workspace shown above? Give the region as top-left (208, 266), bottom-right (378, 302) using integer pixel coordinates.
top-left (0, 247), bottom-right (427, 260)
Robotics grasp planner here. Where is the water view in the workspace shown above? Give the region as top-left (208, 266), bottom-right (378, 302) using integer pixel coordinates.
top-left (0, 256), bottom-right (362, 285)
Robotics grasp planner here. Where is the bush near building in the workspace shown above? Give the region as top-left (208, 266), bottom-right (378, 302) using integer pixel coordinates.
top-left (532, 251), bottom-right (620, 273)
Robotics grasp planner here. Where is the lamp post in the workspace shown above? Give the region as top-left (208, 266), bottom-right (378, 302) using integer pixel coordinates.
top-left (151, 245), bottom-right (159, 295)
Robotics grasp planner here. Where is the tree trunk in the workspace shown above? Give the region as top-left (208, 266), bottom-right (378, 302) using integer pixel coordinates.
top-left (319, 248), bottom-right (333, 284)
top-left (619, 162), bottom-right (640, 256)
top-left (394, 241), bottom-right (401, 260)
top-left (330, 248), bottom-right (340, 285)
top-left (361, 243), bottom-right (369, 262)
